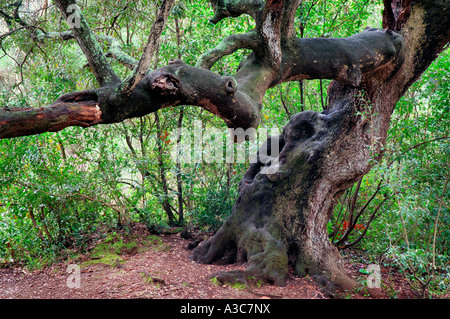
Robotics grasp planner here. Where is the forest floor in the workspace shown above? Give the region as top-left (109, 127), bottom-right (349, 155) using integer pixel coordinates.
top-left (0, 223), bottom-right (427, 300)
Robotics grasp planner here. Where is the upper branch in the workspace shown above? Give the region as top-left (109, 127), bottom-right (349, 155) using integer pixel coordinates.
top-left (121, 0), bottom-right (176, 93)
top-left (0, 2), bottom-right (137, 71)
top-left (54, 0), bottom-right (121, 87)
top-left (208, 0), bottom-right (264, 24)
top-left (0, 91), bottom-right (102, 138)
top-left (383, 0), bottom-right (450, 94)
top-left (99, 34), bottom-right (139, 70)
top-left (0, 2), bottom-right (73, 42)
top-left (256, 0), bottom-right (283, 68)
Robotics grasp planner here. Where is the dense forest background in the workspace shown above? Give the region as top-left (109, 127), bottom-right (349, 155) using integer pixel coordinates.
top-left (0, 0), bottom-right (448, 298)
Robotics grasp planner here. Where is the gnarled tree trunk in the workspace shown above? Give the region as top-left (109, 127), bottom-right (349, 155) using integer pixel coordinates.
top-left (190, 83), bottom-right (376, 292)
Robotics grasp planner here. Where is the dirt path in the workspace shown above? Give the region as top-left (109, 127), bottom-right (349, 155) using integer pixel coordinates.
top-left (0, 233), bottom-right (420, 299)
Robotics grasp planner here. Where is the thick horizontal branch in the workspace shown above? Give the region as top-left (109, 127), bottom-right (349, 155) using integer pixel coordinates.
top-left (273, 28), bottom-right (405, 87)
top-left (0, 60), bottom-right (261, 139)
top-left (208, 0), bottom-right (264, 24)
top-left (107, 60), bottom-right (261, 130)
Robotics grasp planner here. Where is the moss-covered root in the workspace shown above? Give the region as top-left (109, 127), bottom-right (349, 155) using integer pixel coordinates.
top-left (240, 227), bottom-right (288, 286)
top-left (191, 222), bottom-right (289, 286)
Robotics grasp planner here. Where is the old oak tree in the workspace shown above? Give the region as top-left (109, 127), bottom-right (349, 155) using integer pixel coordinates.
top-left (1, 0), bottom-right (449, 296)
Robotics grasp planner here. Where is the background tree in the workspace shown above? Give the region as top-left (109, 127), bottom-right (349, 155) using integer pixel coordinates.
top-left (0, 0), bottom-right (448, 297)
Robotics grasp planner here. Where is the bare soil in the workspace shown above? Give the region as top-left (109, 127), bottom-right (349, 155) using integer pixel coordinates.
top-left (0, 226), bottom-right (425, 300)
